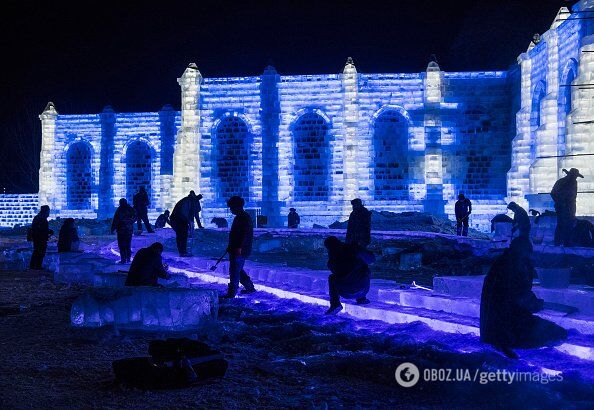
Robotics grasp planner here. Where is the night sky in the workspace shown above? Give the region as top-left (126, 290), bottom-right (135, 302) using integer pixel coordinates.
top-left (1, 0), bottom-right (568, 192)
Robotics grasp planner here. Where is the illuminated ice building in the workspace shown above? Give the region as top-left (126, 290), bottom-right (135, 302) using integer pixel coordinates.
top-left (14, 2), bottom-right (593, 230)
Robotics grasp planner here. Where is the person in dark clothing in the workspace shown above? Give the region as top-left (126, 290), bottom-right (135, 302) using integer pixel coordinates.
top-left (551, 168), bottom-right (583, 247)
top-left (29, 205), bottom-right (54, 270)
top-left (507, 202), bottom-right (531, 239)
top-left (324, 236), bottom-right (375, 315)
top-left (125, 242), bottom-right (170, 286)
top-left (155, 210), bottom-right (171, 229)
top-left (133, 186), bottom-right (154, 233)
top-left (573, 219), bottom-right (594, 247)
top-left (480, 237), bottom-right (566, 358)
top-left (346, 198), bottom-right (372, 248)
top-left (57, 218), bottom-right (80, 253)
top-left (490, 213), bottom-right (513, 233)
top-left (455, 193), bottom-right (472, 236)
top-left (170, 191), bottom-right (198, 256)
top-left (111, 198), bottom-right (137, 264)
top-left (221, 196), bottom-right (256, 298)
top-left (288, 208), bottom-right (300, 229)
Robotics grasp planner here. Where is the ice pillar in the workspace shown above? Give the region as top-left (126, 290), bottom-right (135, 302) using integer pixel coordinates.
top-left (38, 102), bottom-right (58, 210)
top-left (171, 63), bottom-right (202, 208)
top-left (341, 57), bottom-right (360, 216)
top-left (422, 62), bottom-right (446, 215)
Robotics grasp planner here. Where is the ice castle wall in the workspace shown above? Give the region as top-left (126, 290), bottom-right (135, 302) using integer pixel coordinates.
top-left (25, 1), bottom-right (594, 230)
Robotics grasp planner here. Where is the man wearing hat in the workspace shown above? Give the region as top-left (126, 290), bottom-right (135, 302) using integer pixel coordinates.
top-left (287, 208), bottom-right (300, 229)
top-left (222, 196), bottom-right (256, 298)
top-left (551, 168), bottom-right (584, 247)
top-left (346, 198), bottom-right (372, 248)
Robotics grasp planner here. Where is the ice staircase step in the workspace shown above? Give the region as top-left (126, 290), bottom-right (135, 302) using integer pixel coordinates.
top-left (378, 287), bottom-right (594, 335)
top-left (70, 287), bottom-right (218, 331)
top-left (434, 275), bottom-right (594, 316)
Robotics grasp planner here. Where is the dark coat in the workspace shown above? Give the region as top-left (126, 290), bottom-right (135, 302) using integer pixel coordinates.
top-left (512, 206), bottom-right (531, 238)
top-left (551, 175), bottom-right (578, 217)
top-left (288, 210), bottom-right (300, 228)
top-left (327, 243), bottom-right (375, 299)
top-left (346, 207), bottom-right (372, 247)
top-left (455, 198), bottom-right (472, 220)
top-left (57, 223), bottom-right (79, 252)
top-left (111, 204), bottom-right (137, 235)
top-left (133, 190), bottom-right (150, 214)
top-left (228, 210), bottom-right (253, 257)
top-left (125, 247), bottom-right (169, 286)
top-left (171, 196), bottom-right (196, 225)
top-left (480, 238), bottom-right (565, 348)
top-left (31, 214), bottom-right (53, 243)
top-left (155, 213), bottom-right (170, 229)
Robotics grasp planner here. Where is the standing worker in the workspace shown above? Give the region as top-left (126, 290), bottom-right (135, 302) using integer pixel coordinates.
top-left (455, 193), bottom-right (472, 236)
top-left (191, 191), bottom-right (204, 230)
top-left (551, 168), bottom-right (583, 247)
top-left (29, 205), bottom-right (54, 270)
top-left (346, 198), bottom-right (372, 248)
top-left (111, 198), bottom-right (137, 264)
top-left (221, 196), bottom-right (256, 298)
top-left (288, 208), bottom-right (300, 229)
top-left (169, 191), bottom-right (198, 257)
top-left (133, 186), bottom-right (154, 234)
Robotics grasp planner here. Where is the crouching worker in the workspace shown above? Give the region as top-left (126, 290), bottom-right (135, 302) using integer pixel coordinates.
top-left (324, 236), bottom-right (375, 315)
top-left (125, 242), bottom-right (170, 286)
top-left (480, 237), bottom-right (566, 358)
top-left (57, 218), bottom-right (80, 252)
top-left (221, 196), bottom-right (256, 298)
top-left (154, 210), bottom-right (170, 229)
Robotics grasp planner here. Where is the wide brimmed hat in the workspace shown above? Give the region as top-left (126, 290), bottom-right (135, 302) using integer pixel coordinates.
top-left (563, 168), bottom-right (584, 178)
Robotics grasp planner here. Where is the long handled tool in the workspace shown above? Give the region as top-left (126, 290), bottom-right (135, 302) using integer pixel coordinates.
top-left (210, 251), bottom-right (228, 271)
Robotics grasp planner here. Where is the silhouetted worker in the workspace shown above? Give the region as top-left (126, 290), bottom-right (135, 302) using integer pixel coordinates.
top-left (288, 208), bottom-right (300, 229)
top-left (480, 237), bottom-right (566, 358)
top-left (111, 198), bottom-right (137, 264)
top-left (455, 193), bottom-right (472, 236)
top-left (133, 186), bottom-right (154, 233)
top-left (29, 205), bottom-right (54, 270)
top-left (155, 210), bottom-right (170, 229)
top-left (125, 242), bottom-right (170, 286)
top-left (170, 191), bottom-right (198, 256)
top-left (507, 202), bottom-right (531, 239)
top-left (346, 198), bottom-right (372, 248)
top-left (324, 236), bottom-right (375, 315)
top-left (57, 218), bottom-right (80, 253)
top-left (551, 168), bottom-right (584, 247)
top-left (222, 196), bottom-right (256, 298)
top-left (573, 219), bottom-right (594, 248)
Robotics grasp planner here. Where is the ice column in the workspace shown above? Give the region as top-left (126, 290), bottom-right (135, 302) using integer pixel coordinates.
top-left (422, 62), bottom-right (445, 215)
top-left (507, 54), bottom-right (533, 208)
top-left (171, 63), bottom-right (202, 208)
top-left (341, 57), bottom-right (360, 216)
top-left (38, 102), bottom-right (58, 209)
top-left (528, 30), bottom-right (560, 210)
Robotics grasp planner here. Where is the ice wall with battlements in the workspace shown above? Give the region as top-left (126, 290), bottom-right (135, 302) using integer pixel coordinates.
top-left (3, 1), bottom-right (590, 231)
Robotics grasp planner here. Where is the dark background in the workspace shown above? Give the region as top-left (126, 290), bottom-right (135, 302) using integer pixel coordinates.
top-left (0, 0), bottom-right (569, 192)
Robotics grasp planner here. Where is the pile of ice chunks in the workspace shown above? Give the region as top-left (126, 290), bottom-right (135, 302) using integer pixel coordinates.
top-left (70, 287), bottom-right (218, 330)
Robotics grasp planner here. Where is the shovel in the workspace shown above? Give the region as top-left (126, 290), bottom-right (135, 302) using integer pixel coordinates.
top-left (210, 251), bottom-right (228, 271)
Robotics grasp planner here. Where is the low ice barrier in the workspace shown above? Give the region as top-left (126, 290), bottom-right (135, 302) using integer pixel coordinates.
top-left (70, 287), bottom-right (218, 330)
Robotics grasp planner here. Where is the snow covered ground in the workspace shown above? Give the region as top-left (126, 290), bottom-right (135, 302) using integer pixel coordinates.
top-left (1, 228), bottom-right (593, 408)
